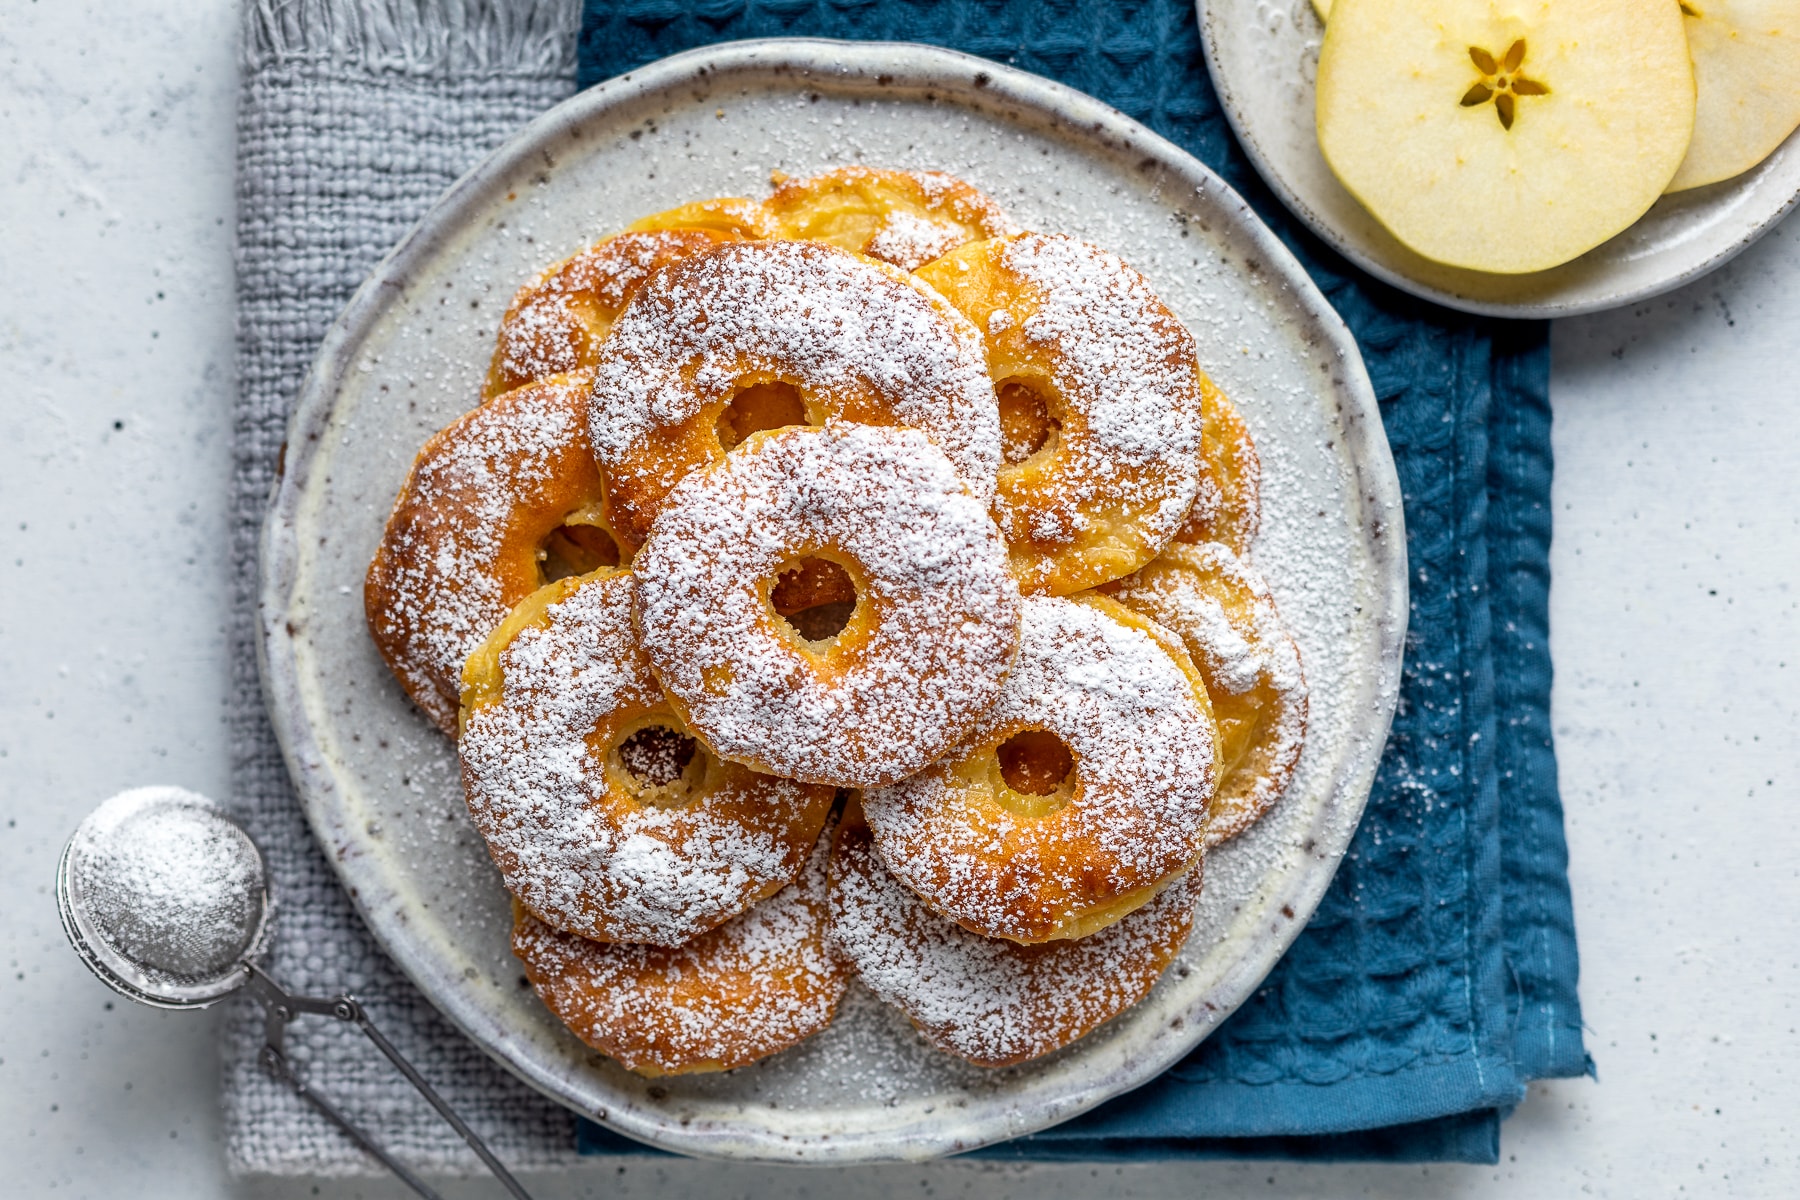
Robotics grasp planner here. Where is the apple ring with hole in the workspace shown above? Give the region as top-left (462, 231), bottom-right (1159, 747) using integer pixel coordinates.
top-left (762, 165), bottom-right (1016, 270)
top-left (482, 227), bottom-right (748, 400)
top-left (1172, 372), bottom-right (1261, 556)
top-left (364, 369), bottom-right (624, 736)
top-left (1100, 542), bottom-right (1308, 847)
top-left (459, 569), bottom-right (837, 946)
top-left (859, 594), bottom-right (1217, 944)
top-left (829, 799), bottom-right (1201, 1067)
top-left (586, 238), bottom-right (1000, 554)
top-left (512, 810), bottom-right (848, 1077)
top-left (632, 422), bottom-right (1022, 791)
top-left (914, 233), bottom-right (1205, 595)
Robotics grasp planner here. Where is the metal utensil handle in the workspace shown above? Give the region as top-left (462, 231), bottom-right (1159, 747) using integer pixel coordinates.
top-left (247, 966), bottom-right (534, 1200)
top-left (349, 1003), bottom-right (535, 1199)
top-left (260, 1043), bottom-right (447, 1200)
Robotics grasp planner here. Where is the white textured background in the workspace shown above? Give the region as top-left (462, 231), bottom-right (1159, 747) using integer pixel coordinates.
top-left (2, 2), bottom-right (1796, 1196)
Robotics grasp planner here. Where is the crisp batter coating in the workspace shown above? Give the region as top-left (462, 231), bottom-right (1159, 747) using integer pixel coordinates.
top-left (460, 569), bottom-right (835, 946)
top-left (633, 423), bottom-right (1022, 790)
top-left (763, 165), bottom-right (1015, 270)
top-left (365, 370), bottom-right (618, 734)
top-left (1102, 542), bottom-right (1308, 846)
top-left (365, 168), bottom-right (1307, 1077)
top-left (627, 196), bottom-right (778, 240)
top-left (829, 803), bottom-right (1199, 1068)
top-left (916, 233), bottom-right (1205, 595)
top-left (515, 816), bottom-right (847, 1077)
top-left (1175, 373), bottom-right (1261, 555)
top-left (861, 594), bottom-right (1216, 944)
top-left (484, 228), bottom-right (745, 400)
top-left (586, 239), bottom-right (1000, 552)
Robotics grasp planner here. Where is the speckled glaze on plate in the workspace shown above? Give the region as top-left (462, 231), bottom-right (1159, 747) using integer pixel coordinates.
top-left (1198, 0), bottom-right (1800, 318)
top-left (258, 39), bottom-right (1406, 1163)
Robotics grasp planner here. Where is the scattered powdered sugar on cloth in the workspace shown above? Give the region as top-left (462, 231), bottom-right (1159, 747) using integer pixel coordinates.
top-left (633, 422), bottom-right (1022, 788)
top-left (460, 570), bottom-right (824, 947)
top-left (860, 595), bottom-right (1214, 942)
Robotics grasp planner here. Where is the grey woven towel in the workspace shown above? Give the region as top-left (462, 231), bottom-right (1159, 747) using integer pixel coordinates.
top-left (225, 0), bottom-right (588, 1175)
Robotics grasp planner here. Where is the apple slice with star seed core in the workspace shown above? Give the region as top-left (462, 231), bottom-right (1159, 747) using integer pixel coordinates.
top-left (1668, 0), bottom-right (1800, 192)
top-left (1316, 0), bottom-right (1696, 274)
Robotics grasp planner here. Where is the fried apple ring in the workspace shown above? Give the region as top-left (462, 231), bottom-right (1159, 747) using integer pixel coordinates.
top-left (860, 594), bottom-right (1216, 944)
top-left (1102, 542), bottom-right (1308, 846)
top-left (364, 370), bottom-right (621, 734)
top-left (483, 228), bottom-right (746, 400)
top-left (829, 801), bottom-right (1200, 1067)
top-left (586, 238), bottom-right (1000, 553)
top-left (1174, 373), bottom-right (1262, 555)
top-left (627, 196), bottom-right (778, 240)
top-left (763, 166), bottom-right (1015, 270)
top-left (459, 569), bottom-right (835, 946)
top-left (914, 233), bottom-right (1205, 595)
top-left (632, 422), bottom-right (1021, 790)
top-left (513, 812), bottom-right (847, 1077)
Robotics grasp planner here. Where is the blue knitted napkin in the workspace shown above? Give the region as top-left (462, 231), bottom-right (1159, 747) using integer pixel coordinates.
top-left (574, 0), bottom-right (1589, 1165)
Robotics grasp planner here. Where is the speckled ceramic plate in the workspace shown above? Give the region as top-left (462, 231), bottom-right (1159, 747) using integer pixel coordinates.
top-left (259, 39), bottom-right (1406, 1163)
top-left (1198, 0), bottom-right (1800, 318)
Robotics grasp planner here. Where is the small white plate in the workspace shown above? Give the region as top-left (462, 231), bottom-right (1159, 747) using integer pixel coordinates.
top-left (259, 38), bottom-right (1406, 1162)
top-left (1198, 0), bottom-right (1800, 318)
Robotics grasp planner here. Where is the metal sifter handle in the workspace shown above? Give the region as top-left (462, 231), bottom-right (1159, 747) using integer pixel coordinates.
top-left (55, 788), bottom-right (534, 1198)
top-left (245, 965), bottom-right (535, 1200)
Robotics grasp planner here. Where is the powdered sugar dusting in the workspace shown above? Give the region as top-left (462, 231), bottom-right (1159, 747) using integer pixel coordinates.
top-left (865, 211), bottom-right (964, 271)
top-left (460, 570), bottom-right (832, 946)
top-left (513, 817), bottom-right (847, 1076)
top-left (1003, 233), bottom-right (1201, 533)
top-left (919, 233), bottom-right (1203, 592)
top-left (365, 371), bottom-right (602, 733)
top-left (588, 240), bottom-right (1000, 544)
top-left (290, 70), bottom-right (1401, 1147)
top-left (633, 423), bottom-right (1022, 788)
top-left (1106, 542), bottom-right (1308, 847)
top-left (490, 229), bottom-right (733, 396)
top-left (908, 170), bottom-right (967, 204)
top-left (829, 813), bottom-right (1199, 1067)
top-left (860, 595), bottom-right (1214, 942)
top-left (1176, 375), bottom-right (1262, 554)
top-left (764, 166), bottom-right (1018, 270)
top-left (76, 793), bottom-right (265, 982)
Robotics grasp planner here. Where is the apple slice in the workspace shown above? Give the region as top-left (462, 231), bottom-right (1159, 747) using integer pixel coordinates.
top-left (1668, 0), bottom-right (1800, 192)
top-left (1312, 0), bottom-right (1333, 21)
top-left (1316, 0), bottom-right (1695, 274)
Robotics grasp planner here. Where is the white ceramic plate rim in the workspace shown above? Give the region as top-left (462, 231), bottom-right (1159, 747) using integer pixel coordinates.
top-left (1196, 0), bottom-right (1800, 318)
top-left (258, 37), bottom-right (1408, 1162)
